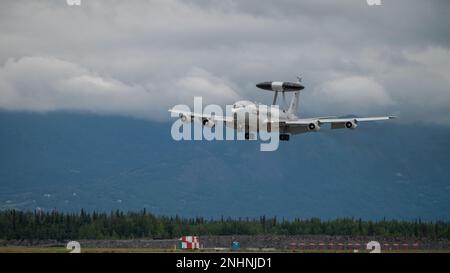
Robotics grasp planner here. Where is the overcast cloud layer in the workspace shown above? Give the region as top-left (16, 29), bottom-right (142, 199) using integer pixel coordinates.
top-left (0, 0), bottom-right (450, 124)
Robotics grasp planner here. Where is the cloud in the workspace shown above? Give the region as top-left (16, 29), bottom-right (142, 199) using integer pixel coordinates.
top-left (0, 0), bottom-right (449, 124)
top-left (310, 76), bottom-right (393, 115)
top-left (0, 57), bottom-right (239, 120)
top-left (175, 68), bottom-right (240, 106)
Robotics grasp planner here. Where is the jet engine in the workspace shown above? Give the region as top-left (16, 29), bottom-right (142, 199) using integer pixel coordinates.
top-left (308, 122), bottom-right (320, 131)
top-left (202, 118), bottom-right (215, 128)
top-left (179, 113), bottom-right (192, 123)
top-left (345, 120), bottom-right (358, 129)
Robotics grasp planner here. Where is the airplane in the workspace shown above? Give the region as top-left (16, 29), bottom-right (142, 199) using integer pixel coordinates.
top-left (169, 77), bottom-right (396, 141)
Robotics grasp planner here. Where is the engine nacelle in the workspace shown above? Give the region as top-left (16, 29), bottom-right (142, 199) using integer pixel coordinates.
top-left (345, 120), bottom-right (358, 129)
top-left (179, 113), bottom-right (192, 123)
top-left (308, 122), bottom-right (320, 131)
top-left (202, 118), bottom-right (215, 128)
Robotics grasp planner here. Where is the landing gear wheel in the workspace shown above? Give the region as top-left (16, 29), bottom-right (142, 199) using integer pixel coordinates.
top-left (245, 132), bottom-right (250, 140)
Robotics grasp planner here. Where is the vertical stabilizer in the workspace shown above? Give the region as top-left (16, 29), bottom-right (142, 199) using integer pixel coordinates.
top-left (287, 91), bottom-right (300, 116)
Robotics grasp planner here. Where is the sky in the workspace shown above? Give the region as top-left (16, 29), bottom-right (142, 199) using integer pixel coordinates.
top-left (0, 0), bottom-right (449, 124)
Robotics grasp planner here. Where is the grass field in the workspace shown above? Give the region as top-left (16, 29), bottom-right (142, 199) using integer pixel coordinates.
top-left (0, 247), bottom-right (449, 253)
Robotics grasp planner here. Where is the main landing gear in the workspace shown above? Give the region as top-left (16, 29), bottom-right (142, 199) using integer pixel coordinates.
top-left (244, 133), bottom-right (290, 141)
top-left (279, 134), bottom-right (290, 141)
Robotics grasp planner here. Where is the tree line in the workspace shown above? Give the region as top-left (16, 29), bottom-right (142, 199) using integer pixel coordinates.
top-left (0, 209), bottom-right (449, 240)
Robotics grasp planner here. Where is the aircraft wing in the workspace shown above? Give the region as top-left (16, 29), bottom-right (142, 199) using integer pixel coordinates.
top-left (318, 116), bottom-right (396, 123)
top-left (168, 109), bottom-right (233, 123)
top-left (279, 116), bottom-right (396, 133)
top-left (283, 116), bottom-right (396, 125)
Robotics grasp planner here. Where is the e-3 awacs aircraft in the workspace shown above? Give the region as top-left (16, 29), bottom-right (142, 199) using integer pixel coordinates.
top-left (169, 77), bottom-right (396, 141)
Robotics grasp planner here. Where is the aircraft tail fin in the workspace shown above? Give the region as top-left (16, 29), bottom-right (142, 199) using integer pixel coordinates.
top-left (287, 76), bottom-right (302, 116)
top-left (287, 91), bottom-right (300, 116)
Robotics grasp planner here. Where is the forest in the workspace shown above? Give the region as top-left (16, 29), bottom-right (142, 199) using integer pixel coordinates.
top-left (0, 209), bottom-right (449, 240)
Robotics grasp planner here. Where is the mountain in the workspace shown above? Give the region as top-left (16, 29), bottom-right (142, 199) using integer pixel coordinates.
top-left (0, 111), bottom-right (449, 220)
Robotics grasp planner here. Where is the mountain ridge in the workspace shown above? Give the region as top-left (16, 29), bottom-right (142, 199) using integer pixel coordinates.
top-left (0, 111), bottom-right (449, 220)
